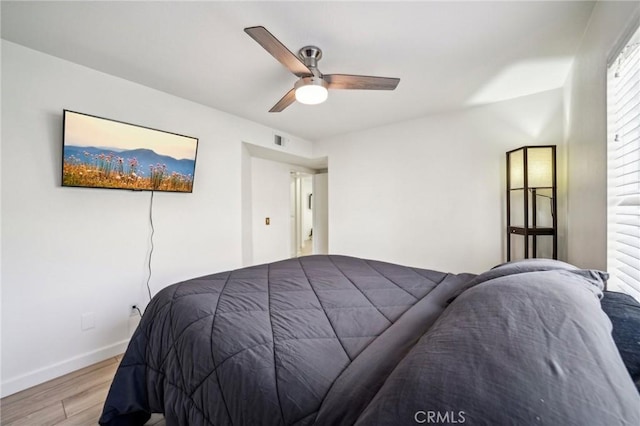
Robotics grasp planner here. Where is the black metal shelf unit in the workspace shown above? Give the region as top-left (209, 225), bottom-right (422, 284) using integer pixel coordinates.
top-left (506, 145), bottom-right (557, 261)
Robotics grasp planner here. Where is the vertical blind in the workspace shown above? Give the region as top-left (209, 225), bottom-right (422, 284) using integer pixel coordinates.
top-left (607, 28), bottom-right (640, 302)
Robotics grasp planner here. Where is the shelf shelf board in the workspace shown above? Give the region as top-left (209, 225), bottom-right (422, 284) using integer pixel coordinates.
top-left (508, 226), bottom-right (555, 236)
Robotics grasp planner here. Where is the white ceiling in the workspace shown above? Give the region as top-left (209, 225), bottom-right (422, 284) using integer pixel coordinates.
top-left (1, 1), bottom-right (595, 142)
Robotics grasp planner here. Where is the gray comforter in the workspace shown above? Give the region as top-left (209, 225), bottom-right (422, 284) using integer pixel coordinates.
top-left (99, 255), bottom-right (640, 425)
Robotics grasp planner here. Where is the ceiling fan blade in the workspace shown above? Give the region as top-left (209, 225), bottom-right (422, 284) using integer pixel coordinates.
top-left (324, 74), bottom-right (400, 90)
top-left (244, 26), bottom-right (312, 78)
top-left (269, 88), bottom-right (297, 113)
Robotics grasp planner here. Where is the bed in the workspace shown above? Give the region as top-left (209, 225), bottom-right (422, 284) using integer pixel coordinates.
top-left (99, 255), bottom-right (640, 425)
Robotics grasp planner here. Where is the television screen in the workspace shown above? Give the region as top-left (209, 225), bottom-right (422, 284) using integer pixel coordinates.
top-left (62, 110), bottom-right (199, 193)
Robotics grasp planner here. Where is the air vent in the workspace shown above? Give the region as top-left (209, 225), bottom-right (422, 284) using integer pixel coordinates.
top-left (274, 134), bottom-right (285, 147)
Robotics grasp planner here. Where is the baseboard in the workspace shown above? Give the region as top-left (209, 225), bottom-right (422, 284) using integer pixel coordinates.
top-left (0, 339), bottom-right (130, 398)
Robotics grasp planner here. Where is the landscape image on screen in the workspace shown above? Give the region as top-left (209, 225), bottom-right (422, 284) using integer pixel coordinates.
top-left (62, 110), bottom-right (198, 192)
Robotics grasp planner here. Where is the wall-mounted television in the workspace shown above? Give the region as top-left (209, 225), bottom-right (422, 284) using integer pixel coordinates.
top-left (62, 110), bottom-right (199, 193)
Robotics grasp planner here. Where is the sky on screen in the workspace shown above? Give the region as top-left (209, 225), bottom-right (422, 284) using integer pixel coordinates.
top-left (65, 112), bottom-right (197, 160)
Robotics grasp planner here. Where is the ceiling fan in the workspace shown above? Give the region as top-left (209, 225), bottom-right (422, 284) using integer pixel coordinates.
top-left (244, 26), bottom-right (401, 112)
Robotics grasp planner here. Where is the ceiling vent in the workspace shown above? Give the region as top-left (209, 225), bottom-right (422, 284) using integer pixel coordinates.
top-left (274, 134), bottom-right (286, 147)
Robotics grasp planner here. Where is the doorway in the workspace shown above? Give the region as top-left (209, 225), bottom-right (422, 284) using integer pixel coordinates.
top-left (241, 141), bottom-right (328, 266)
top-left (291, 172), bottom-right (314, 257)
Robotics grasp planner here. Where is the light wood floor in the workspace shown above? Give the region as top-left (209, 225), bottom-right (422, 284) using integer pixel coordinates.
top-left (0, 355), bottom-right (165, 426)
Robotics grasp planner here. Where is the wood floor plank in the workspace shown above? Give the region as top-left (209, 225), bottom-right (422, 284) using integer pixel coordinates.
top-left (1, 363), bottom-right (118, 424)
top-left (53, 402), bottom-right (103, 426)
top-left (0, 354), bottom-right (166, 426)
top-left (1, 357), bottom-right (117, 406)
top-left (62, 380), bottom-right (111, 418)
top-left (5, 401), bottom-right (66, 426)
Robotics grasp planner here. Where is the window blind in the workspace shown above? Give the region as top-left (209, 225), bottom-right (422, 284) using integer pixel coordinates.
top-left (607, 28), bottom-right (640, 302)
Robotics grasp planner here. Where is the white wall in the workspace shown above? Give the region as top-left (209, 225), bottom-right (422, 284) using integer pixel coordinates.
top-left (312, 173), bottom-right (329, 254)
top-left (564, 0), bottom-right (640, 271)
top-left (250, 158), bottom-right (317, 264)
top-left (301, 176), bottom-right (313, 247)
top-left (0, 41), bottom-right (313, 397)
top-left (314, 89), bottom-right (565, 274)
top-left (241, 144), bottom-right (254, 266)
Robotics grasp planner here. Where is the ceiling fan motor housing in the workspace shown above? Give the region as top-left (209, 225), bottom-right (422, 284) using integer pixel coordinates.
top-left (299, 46), bottom-right (323, 72)
top-left (294, 76), bottom-right (327, 90)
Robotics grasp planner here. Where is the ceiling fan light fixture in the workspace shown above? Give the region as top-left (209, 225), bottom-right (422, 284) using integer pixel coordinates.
top-left (294, 77), bottom-right (328, 105)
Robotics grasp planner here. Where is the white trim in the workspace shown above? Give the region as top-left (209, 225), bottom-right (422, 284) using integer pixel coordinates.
top-left (607, 7), bottom-right (640, 67)
top-left (0, 339), bottom-right (129, 398)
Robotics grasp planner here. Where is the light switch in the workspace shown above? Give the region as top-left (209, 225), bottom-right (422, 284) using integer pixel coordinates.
top-left (265, 217), bottom-right (270, 225)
